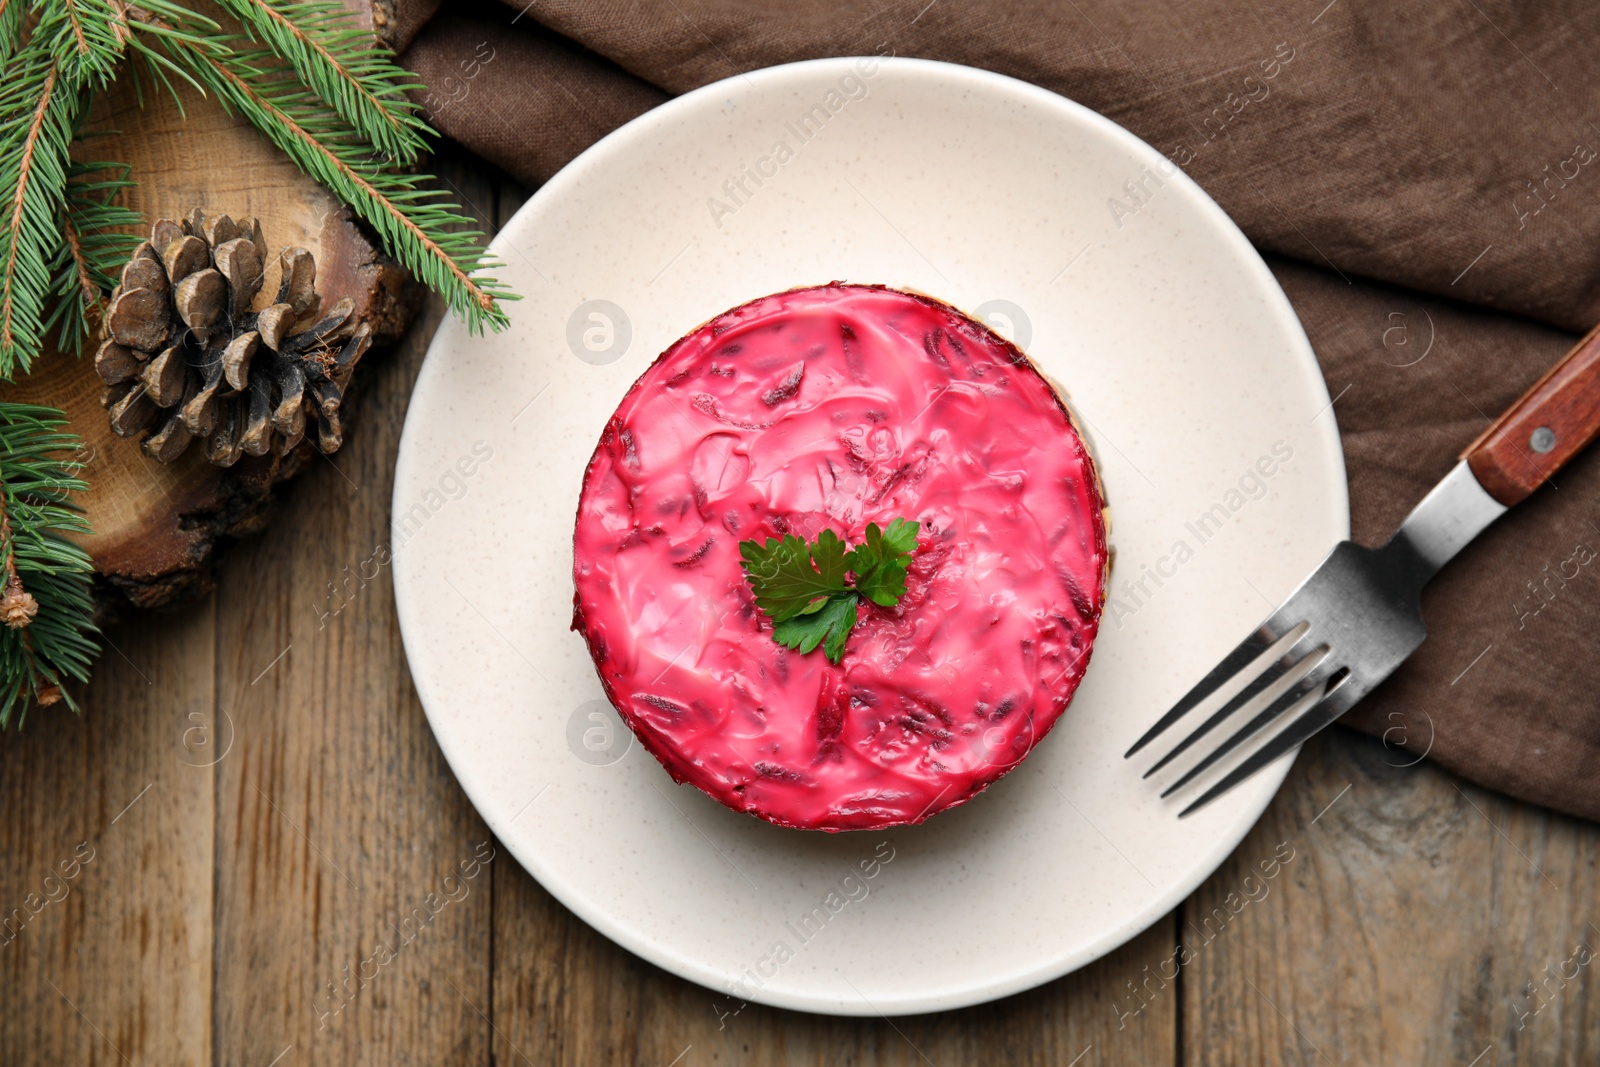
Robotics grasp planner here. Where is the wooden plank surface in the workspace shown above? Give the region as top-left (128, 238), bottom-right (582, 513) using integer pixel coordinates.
top-left (493, 862), bottom-right (1177, 1067)
top-left (0, 601), bottom-right (216, 1066)
top-left (0, 148), bottom-right (1597, 1067)
top-left (206, 154), bottom-right (496, 1066)
top-left (477, 170), bottom-right (1179, 1067)
top-left (1189, 727), bottom-right (1600, 1067)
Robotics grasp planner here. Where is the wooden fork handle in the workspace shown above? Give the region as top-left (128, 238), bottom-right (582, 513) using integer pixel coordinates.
top-left (1463, 321), bottom-right (1600, 506)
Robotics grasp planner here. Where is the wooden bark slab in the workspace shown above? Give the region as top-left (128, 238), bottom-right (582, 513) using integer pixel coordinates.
top-left (0, 70), bottom-right (420, 611)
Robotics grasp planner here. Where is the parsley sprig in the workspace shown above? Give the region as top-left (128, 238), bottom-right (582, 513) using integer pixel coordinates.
top-left (738, 519), bottom-right (920, 663)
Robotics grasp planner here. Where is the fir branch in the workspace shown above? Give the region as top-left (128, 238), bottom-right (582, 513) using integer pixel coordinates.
top-left (63, 0), bottom-right (91, 58)
top-left (0, 402), bottom-right (98, 729)
top-left (136, 18), bottom-right (514, 332)
top-left (0, 0), bottom-right (24, 71)
top-left (213, 0), bottom-right (432, 165)
top-left (114, 0), bottom-right (220, 113)
top-left (1, 0), bottom-right (515, 380)
top-left (35, 0), bottom-right (127, 89)
top-left (60, 213), bottom-right (95, 320)
top-left (44, 160), bottom-right (141, 354)
top-left (0, 43), bottom-right (79, 377)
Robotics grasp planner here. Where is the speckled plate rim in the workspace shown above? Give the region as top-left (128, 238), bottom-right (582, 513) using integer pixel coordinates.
top-left (393, 56), bottom-right (1349, 1016)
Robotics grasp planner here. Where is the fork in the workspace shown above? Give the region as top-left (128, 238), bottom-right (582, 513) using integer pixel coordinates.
top-left (1127, 323), bottom-right (1600, 817)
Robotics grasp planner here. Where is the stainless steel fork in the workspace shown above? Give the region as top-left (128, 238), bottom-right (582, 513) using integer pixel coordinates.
top-left (1127, 323), bottom-right (1600, 816)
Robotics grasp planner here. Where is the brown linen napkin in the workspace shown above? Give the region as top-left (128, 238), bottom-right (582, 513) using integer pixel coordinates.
top-left (400, 0), bottom-right (1600, 821)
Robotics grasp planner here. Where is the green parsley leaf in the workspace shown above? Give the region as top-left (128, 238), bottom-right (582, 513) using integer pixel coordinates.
top-left (740, 518), bottom-right (920, 664)
top-left (737, 530), bottom-right (849, 623)
top-left (772, 594), bottom-right (859, 660)
top-left (846, 518), bottom-right (920, 607)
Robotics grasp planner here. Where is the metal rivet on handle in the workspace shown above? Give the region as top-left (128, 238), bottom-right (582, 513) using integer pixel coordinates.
top-left (1529, 426), bottom-right (1557, 454)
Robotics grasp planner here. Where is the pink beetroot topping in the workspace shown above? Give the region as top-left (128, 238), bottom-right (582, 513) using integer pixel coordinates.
top-left (572, 284), bottom-right (1108, 831)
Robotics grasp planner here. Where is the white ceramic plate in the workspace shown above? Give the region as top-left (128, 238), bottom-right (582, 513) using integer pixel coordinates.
top-left (393, 57), bottom-right (1347, 1016)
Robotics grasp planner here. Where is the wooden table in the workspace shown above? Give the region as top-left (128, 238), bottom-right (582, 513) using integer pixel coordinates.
top-left (2, 152), bottom-right (1597, 1067)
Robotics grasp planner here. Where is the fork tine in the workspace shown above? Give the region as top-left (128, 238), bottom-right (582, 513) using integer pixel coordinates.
top-left (1141, 631), bottom-right (1322, 778)
top-left (1158, 656), bottom-right (1333, 798)
top-left (1177, 667), bottom-right (1354, 817)
top-left (1124, 622), bottom-right (1283, 758)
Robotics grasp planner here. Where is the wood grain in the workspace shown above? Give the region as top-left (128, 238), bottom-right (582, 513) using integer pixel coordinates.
top-left (0, 602), bottom-right (216, 1066)
top-left (3, 150), bottom-right (1600, 1067)
top-left (205, 153), bottom-right (490, 1066)
top-left (493, 860), bottom-right (1177, 1067)
top-left (0, 59), bottom-right (420, 611)
top-left (474, 170), bottom-right (1178, 1067)
top-left (1465, 321), bottom-right (1600, 506)
top-left (1188, 727), bottom-right (1600, 1067)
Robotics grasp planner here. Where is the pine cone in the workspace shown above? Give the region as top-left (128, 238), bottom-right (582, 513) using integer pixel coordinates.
top-left (96, 209), bottom-right (372, 466)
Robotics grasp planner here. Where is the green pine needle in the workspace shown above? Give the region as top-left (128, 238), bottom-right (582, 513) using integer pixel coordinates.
top-left (0, 0), bottom-right (527, 735)
top-left (0, 1), bottom-right (128, 375)
top-left (214, 0), bottom-right (433, 165)
top-left (135, 15), bottom-right (515, 333)
top-left (0, 42), bottom-right (80, 378)
top-left (0, 1), bottom-right (24, 72)
top-left (38, 0), bottom-right (127, 90)
top-left (0, 402), bottom-right (98, 729)
top-left (44, 159), bottom-right (142, 355)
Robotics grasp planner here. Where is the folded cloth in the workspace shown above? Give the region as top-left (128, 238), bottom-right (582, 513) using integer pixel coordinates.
top-left (400, 0), bottom-right (1600, 821)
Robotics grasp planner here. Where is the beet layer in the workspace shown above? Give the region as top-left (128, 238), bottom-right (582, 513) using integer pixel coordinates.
top-left (572, 284), bottom-right (1108, 831)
